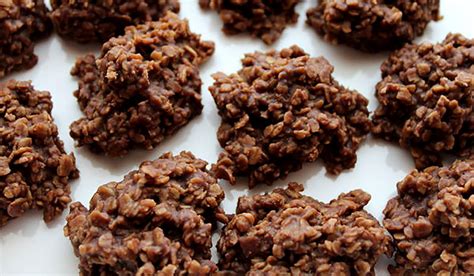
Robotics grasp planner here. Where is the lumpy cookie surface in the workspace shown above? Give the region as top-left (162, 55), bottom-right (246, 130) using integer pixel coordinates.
top-left (210, 46), bottom-right (370, 187)
top-left (50, 0), bottom-right (180, 43)
top-left (0, 0), bottom-right (51, 77)
top-left (372, 33), bottom-right (474, 169)
top-left (0, 80), bottom-right (79, 227)
top-left (383, 159), bottom-right (474, 275)
top-left (69, 12), bottom-right (214, 156)
top-left (217, 183), bottom-right (392, 275)
top-left (306, 0), bottom-right (440, 52)
top-left (64, 151), bottom-right (227, 275)
top-left (199, 0), bottom-right (300, 44)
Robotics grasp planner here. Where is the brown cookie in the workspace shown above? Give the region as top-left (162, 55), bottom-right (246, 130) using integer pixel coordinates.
top-left (210, 46), bottom-right (370, 187)
top-left (372, 33), bottom-right (474, 169)
top-left (0, 80), bottom-right (79, 227)
top-left (218, 183), bottom-right (392, 275)
top-left (306, 0), bottom-right (440, 52)
top-left (200, 0), bottom-right (300, 44)
top-left (64, 151), bottom-right (227, 275)
top-left (50, 0), bottom-right (180, 43)
top-left (69, 12), bottom-right (214, 156)
top-left (0, 0), bottom-right (51, 77)
top-left (383, 159), bottom-right (474, 275)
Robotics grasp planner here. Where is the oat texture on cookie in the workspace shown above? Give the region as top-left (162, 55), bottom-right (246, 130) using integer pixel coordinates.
top-left (0, 0), bottom-right (51, 77)
top-left (200, 0), bottom-right (300, 44)
top-left (0, 80), bottom-right (79, 227)
top-left (64, 151), bottom-right (227, 275)
top-left (372, 33), bottom-right (473, 169)
top-left (210, 45), bottom-right (371, 187)
top-left (217, 183), bottom-right (392, 275)
top-left (50, 0), bottom-right (180, 43)
top-left (69, 12), bottom-right (215, 156)
top-left (306, 0), bottom-right (441, 52)
top-left (383, 159), bottom-right (474, 275)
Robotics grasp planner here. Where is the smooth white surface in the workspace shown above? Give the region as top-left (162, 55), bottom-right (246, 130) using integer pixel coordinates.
top-left (1, 1), bottom-right (473, 275)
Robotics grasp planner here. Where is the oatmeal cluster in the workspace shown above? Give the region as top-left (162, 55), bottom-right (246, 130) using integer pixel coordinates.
top-left (210, 46), bottom-right (371, 187)
top-left (218, 183), bottom-right (392, 274)
top-left (306, 0), bottom-right (441, 52)
top-left (199, 0), bottom-right (301, 44)
top-left (0, 0), bottom-right (51, 77)
top-left (64, 151), bottom-right (227, 275)
top-left (50, 0), bottom-right (180, 43)
top-left (69, 12), bottom-right (214, 156)
top-left (372, 33), bottom-right (473, 169)
top-left (384, 159), bottom-right (474, 275)
top-left (0, 80), bottom-right (79, 227)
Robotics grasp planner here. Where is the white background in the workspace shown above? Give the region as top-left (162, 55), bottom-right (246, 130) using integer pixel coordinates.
top-left (1, 1), bottom-right (473, 275)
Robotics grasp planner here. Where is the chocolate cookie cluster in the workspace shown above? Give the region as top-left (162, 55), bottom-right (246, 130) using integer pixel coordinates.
top-left (218, 183), bottom-right (392, 274)
top-left (307, 0), bottom-right (440, 52)
top-left (69, 12), bottom-right (214, 156)
top-left (372, 33), bottom-right (473, 169)
top-left (64, 152), bottom-right (227, 275)
top-left (50, 0), bottom-right (180, 43)
top-left (0, 80), bottom-right (79, 226)
top-left (199, 0), bottom-right (300, 44)
top-left (210, 46), bottom-right (370, 187)
top-left (0, 0), bottom-right (51, 77)
top-left (384, 159), bottom-right (474, 275)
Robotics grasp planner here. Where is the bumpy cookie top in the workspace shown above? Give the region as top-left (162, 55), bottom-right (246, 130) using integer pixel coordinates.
top-left (384, 159), bottom-right (474, 275)
top-left (0, 80), bottom-right (78, 226)
top-left (69, 12), bottom-right (214, 156)
top-left (307, 0), bottom-right (440, 52)
top-left (210, 45), bottom-right (370, 187)
top-left (372, 33), bottom-right (473, 169)
top-left (64, 151), bottom-right (227, 275)
top-left (218, 183), bottom-right (392, 274)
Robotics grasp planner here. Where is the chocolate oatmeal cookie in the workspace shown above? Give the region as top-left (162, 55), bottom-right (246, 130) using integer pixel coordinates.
top-left (372, 33), bottom-right (474, 169)
top-left (64, 151), bottom-right (227, 275)
top-left (209, 46), bottom-right (371, 187)
top-left (0, 80), bottom-right (79, 227)
top-left (217, 183), bottom-right (392, 275)
top-left (0, 0), bottom-right (51, 77)
top-left (69, 12), bottom-right (214, 156)
top-left (50, 0), bottom-right (180, 43)
top-left (199, 0), bottom-right (300, 44)
top-left (306, 0), bottom-right (441, 52)
top-left (383, 159), bottom-right (474, 275)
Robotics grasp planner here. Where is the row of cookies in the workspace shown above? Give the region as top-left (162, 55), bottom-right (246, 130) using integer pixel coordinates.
top-left (1, 0), bottom-right (441, 77)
